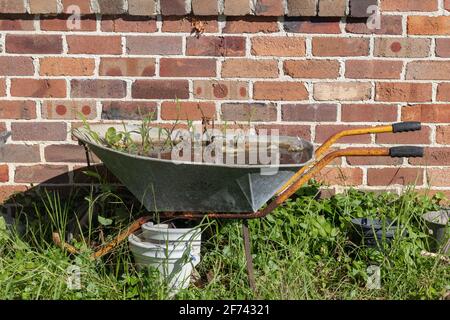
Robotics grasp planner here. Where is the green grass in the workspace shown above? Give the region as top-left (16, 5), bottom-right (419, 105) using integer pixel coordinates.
top-left (0, 184), bottom-right (448, 300)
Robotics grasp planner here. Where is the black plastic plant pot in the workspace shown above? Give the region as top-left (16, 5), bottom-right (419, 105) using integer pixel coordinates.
top-left (423, 209), bottom-right (449, 254)
top-left (349, 218), bottom-right (405, 248)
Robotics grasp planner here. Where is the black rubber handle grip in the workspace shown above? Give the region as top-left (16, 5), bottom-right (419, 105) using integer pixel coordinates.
top-left (389, 146), bottom-right (424, 158)
top-left (392, 122), bottom-right (421, 133)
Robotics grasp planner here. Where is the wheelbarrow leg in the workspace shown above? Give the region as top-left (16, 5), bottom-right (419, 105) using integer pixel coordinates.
top-left (242, 220), bottom-right (256, 292)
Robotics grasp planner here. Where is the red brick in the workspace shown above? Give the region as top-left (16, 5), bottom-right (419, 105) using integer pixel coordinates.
top-left (160, 0), bottom-right (187, 15)
top-left (192, 0), bottom-right (218, 15)
top-left (367, 168), bottom-right (424, 186)
top-left (314, 82), bottom-right (372, 101)
top-left (374, 38), bottom-right (431, 58)
top-left (255, 0), bottom-right (284, 16)
top-left (223, 0), bottom-right (251, 15)
top-left (222, 59), bottom-right (278, 78)
top-left (347, 155), bottom-right (402, 166)
top-left (160, 58), bottom-right (216, 77)
top-left (101, 101), bottom-right (157, 120)
top-left (6, 34), bottom-right (62, 54)
top-left (346, 60), bottom-right (403, 79)
top-left (15, 165), bottom-right (69, 184)
top-left (101, 17), bottom-right (157, 33)
top-left (436, 126), bottom-right (450, 144)
top-left (410, 148), bottom-right (450, 166)
top-left (45, 145), bottom-right (88, 163)
top-left (99, 58), bottom-right (155, 77)
top-left (0, 57), bottom-right (34, 76)
top-left (376, 126), bottom-right (431, 144)
top-left (446, 0), bottom-right (450, 10)
top-left (284, 60), bottom-right (340, 79)
top-left (40, 57), bottom-right (95, 76)
top-left (437, 83), bottom-right (450, 101)
top-left (341, 104), bottom-right (398, 122)
top-left (0, 165), bottom-right (8, 182)
top-left (251, 37), bottom-right (305, 56)
top-left (0, 0), bottom-right (26, 13)
top-left (255, 124), bottom-right (311, 140)
top-left (282, 104), bottom-right (337, 121)
top-left (381, 0), bottom-right (438, 11)
top-left (187, 36), bottom-right (246, 57)
top-left (224, 17), bottom-right (279, 33)
top-left (40, 17), bottom-right (96, 31)
top-left (71, 80), bottom-right (126, 99)
top-left (319, 0), bottom-right (346, 16)
top-left (346, 16), bottom-right (403, 35)
top-left (315, 125), bottom-right (372, 143)
top-left (161, 102), bottom-right (216, 120)
top-left (427, 169), bottom-right (450, 187)
top-left (376, 83), bottom-right (432, 102)
top-left (11, 122), bottom-right (67, 141)
top-left (10, 79), bottom-right (66, 98)
top-left (436, 39), bottom-right (450, 57)
top-left (0, 17), bottom-right (34, 31)
top-left (0, 186), bottom-right (28, 204)
top-left (63, 0), bottom-right (92, 14)
top-left (126, 36), bottom-right (182, 55)
top-left (132, 80), bottom-right (189, 99)
top-left (312, 38), bottom-right (369, 56)
top-left (407, 61), bottom-right (450, 80)
top-left (408, 16), bottom-right (450, 35)
top-left (0, 79), bottom-right (5, 97)
top-left (42, 100), bottom-right (96, 120)
top-left (222, 103), bottom-right (277, 122)
top-left (194, 80), bottom-right (249, 100)
top-left (0, 101), bottom-right (36, 119)
top-left (67, 36), bottom-right (122, 54)
top-left (284, 18), bottom-right (341, 34)
top-left (401, 104), bottom-right (450, 123)
top-left (253, 82), bottom-right (308, 101)
top-left (0, 145), bottom-right (40, 163)
top-left (162, 17), bottom-right (218, 33)
top-left (315, 168), bottom-right (363, 186)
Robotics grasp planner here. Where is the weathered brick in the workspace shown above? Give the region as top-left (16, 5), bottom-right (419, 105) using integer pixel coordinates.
top-left (318, 0), bottom-right (346, 16)
top-left (315, 125), bottom-right (372, 143)
top-left (314, 82), bottom-right (372, 101)
top-left (96, 0), bottom-right (126, 14)
top-left (368, 168), bottom-right (424, 186)
top-left (160, 58), bottom-right (216, 77)
top-left (41, 16), bottom-right (96, 31)
top-left (0, 165), bottom-right (8, 182)
top-left (42, 100), bottom-right (96, 120)
top-left (29, 0), bottom-right (59, 14)
top-left (408, 16), bottom-right (450, 35)
top-left (161, 102), bottom-right (216, 120)
top-left (0, 101), bottom-right (36, 119)
top-left (410, 148), bottom-right (450, 166)
top-left (224, 0), bottom-right (251, 15)
top-left (45, 145), bottom-right (88, 163)
top-left (71, 80), bottom-right (126, 98)
top-left (407, 61), bottom-right (450, 80)
top-left (282, 104), bottom-right (337, 121)
top-left (312, 38), bottom-right (369, 56)
top-left (132, 80), bottom-right (189, 99)
top-left (40, 57), bottom-right (95, 76)
top-left (15, 165), bottom-right (69, 184)
top-left (376, 83), bottom-right (432, 102)
top-left (63, 0), bottom-right (92, 14)
top-left (446, 0), bottom-right (450, 10)
top-left (99, 58), bottom-right (155, 77)
top-left (6, 35), bottom-right (62, 54)
top-left (402, 104), bottom-right (450, 123)
top-left (349, 0), bottom-right (377, 17)
top-left (284, 60), bottom-right (340, 79)
top-left (436, 39), bottom-right (450, 57)
top-left (101, 101), bottom-right (157, 120)
top-left (0, 0), bottom-right (26, 13)
top-left (437, 83), bottom-right (450, 101)
top-left (192, 0), bottom-right (218, 15)
top-left (162, 17), bottom-right (218, 33)
top-left (224, 17), bottom-right (279, 33)
top-left (381, 0), bottom-right (438, 11)
top-left (67, 36), bottom-right (122, 54)
top-left (374, 38), bottom-right (431, 58)
top-left (251, 37), bottom-right (305, 56)
top-left (346, 16), bottom-right (403, 35)
top-left (285, 18), bottom-right (341, 34)
top-left (287, 0), bottom-right (317, 16)
top-left (0, 185), bottom-right (28, 203)
top-left (0, 17), bottom-right (34, 30)
top-left (10, 79), bottom-right (66, 98)
top-left (436, 126), bottom-right (450, 144)
top-left (0, 57), bottom-right (34, 76)
top-left (0, 79), bottom-right (5, 97)
top-left (427, 169), bottom-right (450, 187)
top-left (128, 0), bottom-right (156, 15)
top-left (253, 82), bottom-right (308, 101)
top-left (255, 0), bottom-right (284, 16)
top-left (0, 145), bottom-right (40, 163)
top-left (126, 36), bottom-right (182, 55)
top-left (347, 155), bottom-right (402, 166)
top-left (255, 124), bottom-right (311, 140)
top-left (341, 104), bottom-right (398, 122)
top-left (194, 80), bottom-right (249, 100)
top-left (222, 59), bottom-right (278, 78)
top-left (376, 126), bottom-right (431, 144)
top-left (221, 103), bottom-right (277, 121)
top-left (186, 36), bottom-right (246, 56)
top-left (345, 60), bottom-right (403, 79)
top-left (160, 0), bottom-right (187, 15)
top-left (315, 168), bottom-right (363, 186)
top-left (101, 17), bottom-right (157, 32)
top-left (11, 122), bottom-right (67, 141)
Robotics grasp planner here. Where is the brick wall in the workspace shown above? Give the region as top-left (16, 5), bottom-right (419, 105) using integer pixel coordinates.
top-left (0, 0), bottom-right (449, 202)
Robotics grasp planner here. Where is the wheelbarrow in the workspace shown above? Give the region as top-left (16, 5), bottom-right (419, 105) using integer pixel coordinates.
top-left (74, 121), bottom-right (424, 290)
